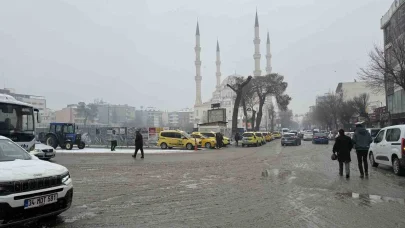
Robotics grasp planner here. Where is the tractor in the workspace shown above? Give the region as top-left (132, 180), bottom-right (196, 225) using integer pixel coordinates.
top-left (44, 123), bottom-right (86, 150)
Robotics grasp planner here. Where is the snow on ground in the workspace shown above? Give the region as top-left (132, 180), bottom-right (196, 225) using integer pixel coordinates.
top-left (56, 148), bottom-right (204, 154)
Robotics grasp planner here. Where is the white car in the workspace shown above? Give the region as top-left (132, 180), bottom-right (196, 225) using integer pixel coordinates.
top-left (369, 125), bottom-right (405, 175)
top-left (0, 136), bottom-right (73, 226)
top-left (30, 142), bottom-right (56, 160)
top-left (303, 132), bottom-right (313, 141)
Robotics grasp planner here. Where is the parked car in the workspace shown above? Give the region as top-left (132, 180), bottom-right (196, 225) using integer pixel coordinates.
top-left (200, 132), bottom-right (231, 146)
top-left (262, 132), bottom-right (272, 142)
top-left (242, 132), bottom-right (261, 147)
top-left (30, 141), bottom-right (56, 160)
top-left (272, 132), bottom-right (281, 139)
top-left (255, 132), bottom-right (266, 145)
top-left (281, 133), bottom-right (301, 146)
top-left (157, 130), bottom-right (197, 150)
top-left (303, 131), bottom-right (313, 141)
top-left (313, 133), bottom-right (329, 144)
top-left (191, 132), bottom-right (217, 149)
top-left (369, 125), bottom-right (405, 175)
top-left (0, 136), bottom-right (73, 226)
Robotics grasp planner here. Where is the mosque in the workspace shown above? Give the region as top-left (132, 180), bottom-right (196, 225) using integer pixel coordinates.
top-left (193, 11), bottom-right (273, 129)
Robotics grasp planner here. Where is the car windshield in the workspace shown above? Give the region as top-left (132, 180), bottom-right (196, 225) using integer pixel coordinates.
top-left (243, 133), bottom-right (253, 137)
top-left (262, 133), bottom-right (267, 136)
top-left (0, 139), bottom-right (31, 161)
top-left (0, 103), bottom-right (34, 133)
top-left (202, 132), bottom-right (215, 137)
top-left (182, 132), bottom-right (191, 138)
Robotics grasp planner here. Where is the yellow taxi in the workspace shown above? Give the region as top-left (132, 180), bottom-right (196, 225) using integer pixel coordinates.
top-left (200, 132), bottom-right (231, 146)
top-left (157, 130), bottom-right (197, 150)
top-left (241, 132), bottom-right (261, 147)
top-left (263, 132), bottom-right (272, 142)
top-left (256, 132), bottom-right (266, 145)
top-left (191, 132), bottom-right (217, 149)
top-left (272, 131), bottom-right (281, 139)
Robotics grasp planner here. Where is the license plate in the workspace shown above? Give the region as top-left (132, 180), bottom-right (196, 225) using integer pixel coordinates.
top-left (24, 193), bottom-right (58, 209)
top-left (46, 152), bottom-right (53, 156)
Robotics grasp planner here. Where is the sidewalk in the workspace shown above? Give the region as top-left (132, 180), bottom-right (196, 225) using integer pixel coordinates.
top-left (56, 148), bottom-right (205, 154)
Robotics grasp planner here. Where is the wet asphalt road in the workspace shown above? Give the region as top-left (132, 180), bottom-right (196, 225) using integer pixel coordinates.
top-left (29, 140), bottom-right (405, 228)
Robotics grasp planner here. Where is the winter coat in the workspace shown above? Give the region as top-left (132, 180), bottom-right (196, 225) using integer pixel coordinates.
top-left (235, 133), bottom-right (240, 141)
top-left (135, 132), bottom-right (143, 147)
top-left (352, 127), bottom-right (373, 151)
top-left (333, 135), bottom-right (353, 162)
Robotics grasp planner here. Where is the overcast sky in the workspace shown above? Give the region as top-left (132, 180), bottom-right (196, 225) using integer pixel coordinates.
top-left (0, 0), bottom-right (392, 114)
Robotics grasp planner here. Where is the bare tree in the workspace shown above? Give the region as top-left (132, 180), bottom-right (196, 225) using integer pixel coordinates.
top-left (76, 102), bottom-right (99, 126)
top-left (253, 74), bottom-right (291, 131)
top-left (353, 93), bottom-right (370, 121)
top-left (338, 100), bottom-right (357, 126)
top-left (227, 76), bottom-right (253, 135)
top-left (359, 26), bottom-right (405, 93)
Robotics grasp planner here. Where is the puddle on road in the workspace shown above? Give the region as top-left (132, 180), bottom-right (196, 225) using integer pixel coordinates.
top-left (261, 169), bottom-right (297, 183)
top-left (336, 192), bottom-right (405, 206)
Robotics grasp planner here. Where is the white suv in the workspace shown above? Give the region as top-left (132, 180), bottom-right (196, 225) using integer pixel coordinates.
top-left (0, 136), bottom-right (73, 226)
top-left (369, 125), bottom-right (405, 176)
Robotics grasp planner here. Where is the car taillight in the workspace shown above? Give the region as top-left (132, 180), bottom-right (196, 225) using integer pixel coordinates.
top-left (402, 138), bottom-right (405, 156)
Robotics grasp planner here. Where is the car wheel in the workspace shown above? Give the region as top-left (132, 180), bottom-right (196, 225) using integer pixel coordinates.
top-left (205, 142), bottom-right (212, 149)
top-left (65, 141), bottom-right (73, 150)
top-left (256, 143), bottom-right (259, 147)
top-left (186, 143), bottom-right (193, 150)
top-left (393, 157), bottom-right (404, 176)
top-left (369, 152), bottom-right (378, 168)
top-left (160, 143), bottom-right (168, 149)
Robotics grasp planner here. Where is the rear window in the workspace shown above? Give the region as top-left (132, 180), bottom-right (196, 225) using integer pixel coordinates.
top-left (256, 133), bottom-right (262, 137)
top-left (243, 133), bottom-right (253, 137)
top-left (262, 133), bottom-right (267, 136)
top-left (314, 133), bottom-right (327, 137)
top-left (283, 134), bottom-right (293, 138)
top-left (282, 129), bottom-right (289, 132)
top-left (273, 132), bottom-right (280, 134)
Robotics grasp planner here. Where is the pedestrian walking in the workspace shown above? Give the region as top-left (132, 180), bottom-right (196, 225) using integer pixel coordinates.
top-left (352, 123), bottom-right (373, 178)
top-left (333, 129), bottom-right (353, 178)
top-left (215, 133), bottom-right (221, 149)
top-left (219, 133), bottom-right (224, 148)
top-left (235, 132), bottom-right (240, 146)
top-left (110, 130), bottom-right (118, 151)
top-left (132, 130), bottom-right (144, 159)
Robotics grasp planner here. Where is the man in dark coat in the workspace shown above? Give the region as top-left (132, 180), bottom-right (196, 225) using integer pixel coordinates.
top-left (352, 123), bottom-right (373, 178)
top-left (235, 132), bottom-right (240, 146)
top-left (333, 129), bottom-right (353, 178)
top-left (215, 133), bottom-right (221, 149)
top-left (132, 130), bottom-right (144, 159)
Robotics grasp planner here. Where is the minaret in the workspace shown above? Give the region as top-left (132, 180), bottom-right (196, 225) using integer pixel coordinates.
top-left (253, 10), bottom-right (261, 76)
top-left (266, 31), bottom-right (272, 75)
top-left (195, 21), bottom-right (202, 106)
top-left (216, 39), bottom-right (221, 89)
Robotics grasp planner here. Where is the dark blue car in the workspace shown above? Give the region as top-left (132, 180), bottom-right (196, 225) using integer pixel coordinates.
top-left (312, 133), bottom-right (329, 144)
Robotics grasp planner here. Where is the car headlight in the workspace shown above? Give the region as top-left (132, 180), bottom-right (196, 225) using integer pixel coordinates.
top-left (29, 144), bottom-right (35, 152)
top-left (0, 182), bottom-right (13, 196)
top-left (61, 172), bottom-right (71, 184)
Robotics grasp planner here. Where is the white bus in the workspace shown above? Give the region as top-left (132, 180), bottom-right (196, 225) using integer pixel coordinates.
top-left (0, 94), bottom-right (41, 151)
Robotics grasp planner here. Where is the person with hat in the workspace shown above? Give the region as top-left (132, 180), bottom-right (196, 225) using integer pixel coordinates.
top-left (333, 129), bottom-right (353, 178)
top-left (352, 122), bottom-right (373, 178)
top-left (132, 129), bottom-right (144, 159)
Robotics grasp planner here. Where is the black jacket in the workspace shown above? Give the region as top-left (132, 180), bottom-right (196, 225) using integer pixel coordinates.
top-left (333, 135), bottom-right (353, 162)
top-left (135, 132), bottom-right (143, 146)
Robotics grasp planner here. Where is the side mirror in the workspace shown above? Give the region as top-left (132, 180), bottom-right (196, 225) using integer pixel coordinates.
top-left (34, 109), bottom-right (42, 123)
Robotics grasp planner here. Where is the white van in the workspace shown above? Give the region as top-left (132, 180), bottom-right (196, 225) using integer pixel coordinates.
top-left (281, 128), bottom-right (290, 136)
top-left (368, 125), bottom-right (405, 175)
